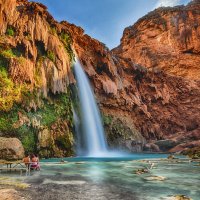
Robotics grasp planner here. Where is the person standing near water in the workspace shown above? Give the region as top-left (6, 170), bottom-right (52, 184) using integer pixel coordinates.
top-left (23, 153), bottom-right (31, 167)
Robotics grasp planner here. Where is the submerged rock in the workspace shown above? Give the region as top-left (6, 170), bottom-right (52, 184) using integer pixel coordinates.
top-left (75, 162), bottom-right (85, 164)
top-left (145, 176), bottom-right (166, 181)
top-left (164, 195), bottom-right (192, 200)
top-left (135, 168), bottom-right (149, 175)
top-left (0, 137), bottom-right (24, 160)
top-left (167, 155), bottom-right (176, 160)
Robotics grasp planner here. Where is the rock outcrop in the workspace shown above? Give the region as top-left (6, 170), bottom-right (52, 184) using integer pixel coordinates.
top-left (0, 137), bottom-right (24, 160)
top-left (0, 0), bottom-right (74, 157)
top-left (0, 0), bottom-right (200, 155)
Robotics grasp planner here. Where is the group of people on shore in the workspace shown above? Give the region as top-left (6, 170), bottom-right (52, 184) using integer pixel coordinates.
top-left (23, 153), bottom-right (40, 170)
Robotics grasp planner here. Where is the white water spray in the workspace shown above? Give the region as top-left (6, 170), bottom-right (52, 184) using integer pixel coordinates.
top-left (73, 60), bottom-right (108, 157)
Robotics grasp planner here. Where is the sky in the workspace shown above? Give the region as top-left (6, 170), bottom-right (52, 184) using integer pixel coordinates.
top-left (33, 0), bottom-right (191, 49)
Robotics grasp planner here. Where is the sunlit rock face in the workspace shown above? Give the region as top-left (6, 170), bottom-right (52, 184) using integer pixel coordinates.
top-left (0, 0), bottom-right (73, 94)
top-left (0, 0), bottom-right (74, 157)
top-left (0, 0), bottom-right (200, 155)
top-left (113, 0), bottom-right (200, 80)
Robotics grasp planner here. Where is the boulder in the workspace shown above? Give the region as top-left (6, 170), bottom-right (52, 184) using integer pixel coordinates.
top-left (0, 189), bottom-right (24, 200)
top-left (0, 137), bottom-right (24, 160)
top-left (164, 195), bottom-right (192, 200)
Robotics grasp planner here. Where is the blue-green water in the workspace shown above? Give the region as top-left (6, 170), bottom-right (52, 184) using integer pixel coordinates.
top-left (1, 154), bottom-right (200, 200)
top-left (41, 153), bottom-right (172, 162)
top-left (40, 154), bottom-right (200, 199)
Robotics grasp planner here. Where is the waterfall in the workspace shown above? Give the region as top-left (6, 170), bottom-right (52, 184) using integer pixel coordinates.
top-left (73, 60), bottom-right (108, 157)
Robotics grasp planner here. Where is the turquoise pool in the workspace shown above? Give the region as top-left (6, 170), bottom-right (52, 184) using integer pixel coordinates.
top-left (1, 154), bottom-right (199, 200)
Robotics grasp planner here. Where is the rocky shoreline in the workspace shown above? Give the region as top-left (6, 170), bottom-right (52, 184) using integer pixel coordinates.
top-left (0, 175), bottom-right (138, 200)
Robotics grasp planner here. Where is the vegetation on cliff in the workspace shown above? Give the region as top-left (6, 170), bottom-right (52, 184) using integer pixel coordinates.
top-left (0, 86), bottom-right (74, 157)
top-left (1, 0), bottom-right (200, 158)
top-left (0, 0), bottom-right (76, 158)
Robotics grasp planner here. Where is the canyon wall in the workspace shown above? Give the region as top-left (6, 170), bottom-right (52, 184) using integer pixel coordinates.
top-left (68, 0), bottom-right (200, 153)
top-left (0, 0), bottom-right (200, 158)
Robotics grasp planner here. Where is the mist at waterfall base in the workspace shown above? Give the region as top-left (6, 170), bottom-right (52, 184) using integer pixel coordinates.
top-left (73, 60), bottom-right (124, 157)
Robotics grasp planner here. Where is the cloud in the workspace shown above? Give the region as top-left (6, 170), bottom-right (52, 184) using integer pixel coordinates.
top-left (155, 0), bottom-right (181, 8)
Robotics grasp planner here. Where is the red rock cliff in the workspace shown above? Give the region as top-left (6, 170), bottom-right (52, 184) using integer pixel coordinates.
top-left (67, 0), bottom-right (200, 152)
top-left (113, 0), bottom-right (200, 80)
top-left (0, 0), bottom-right (200, 154)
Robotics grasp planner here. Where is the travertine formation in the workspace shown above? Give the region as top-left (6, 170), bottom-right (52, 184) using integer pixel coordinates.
top-left (0, 0), bottom-right (73, 95)
top-left (0, 0), bottom-right (199, 155)
top-left (0, 137), bottom-right (24, 160)
top-left (0, 0), bottom-right (74, 157)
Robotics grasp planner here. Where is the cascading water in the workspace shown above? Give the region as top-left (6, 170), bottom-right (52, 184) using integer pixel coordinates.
top-left (73, 60), bottom-right (108, 157)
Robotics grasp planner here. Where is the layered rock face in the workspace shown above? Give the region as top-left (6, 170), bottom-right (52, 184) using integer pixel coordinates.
top-left (113, 0), bottom-right (200, 80)
top-left (0, 0), bottom-right (199, 155)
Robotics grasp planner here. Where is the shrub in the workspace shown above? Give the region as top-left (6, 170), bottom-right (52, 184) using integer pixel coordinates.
top-left (183, 147), bottom-right (200, 159)
top-left (6, 27), bottom-right (15, 37)
top-left (34, 66), bottom-right (43, 88)
top-left (47, 50), bottom-right (56, 62)
top-left (59, 32), bottom-right (75, 62)
top-left (0, 105), bottom-right (19, 133)
top-left (102, 115), bottom-right (113, 125)
top-left (50, 27), bottom-right (57, 35)
top-left (1, 48), bottom-right (24, 58)
top-left (0, 67), bottom-right (21, 111)
top-left (0, 55), bottom-right (9, 68)
top-left (18, 125), bottom-right (37, 153)
top-left (0, 117), bottom-right (12, 132)
top-left (1, 49), bottom-right (16, 59)
top-left (60, 32), bottom-right (71, 44)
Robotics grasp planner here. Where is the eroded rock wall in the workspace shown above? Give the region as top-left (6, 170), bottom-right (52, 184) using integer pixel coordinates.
top-left (113, 0), bottom-right (200, 80)
top-left (67, 0), bottom-right (200, 153)
top-left (0, 0), bottom-right (75, 157)
top-left (0, 0), bottom-right (200, 156)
